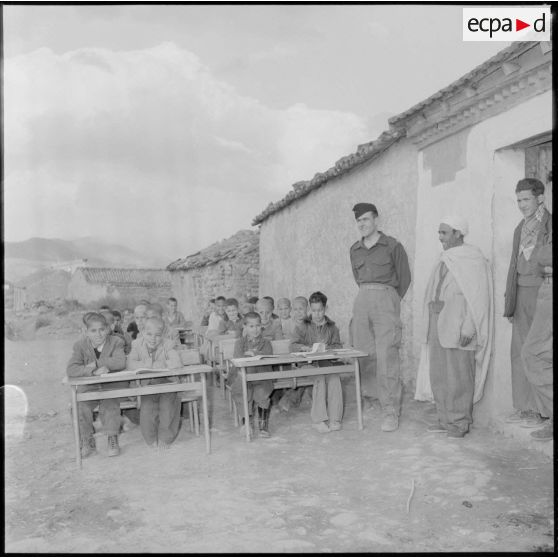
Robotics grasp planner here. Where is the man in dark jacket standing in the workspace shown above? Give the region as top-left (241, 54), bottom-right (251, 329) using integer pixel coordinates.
top-left (504, 178), bottom-right (552, 428)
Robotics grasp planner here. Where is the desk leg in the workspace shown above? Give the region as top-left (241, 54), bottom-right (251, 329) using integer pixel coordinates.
top-left (70, 387), bottom-right (82, 469)
top-left (201, 372), bottom-right (211, 454)
top-left (241, 367), bottom-right (251, 442)
top-left (354, 359), bottom-right (363, 431)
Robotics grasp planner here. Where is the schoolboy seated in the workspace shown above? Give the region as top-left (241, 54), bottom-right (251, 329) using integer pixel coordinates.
top-left (164, 297), bottom-right (187, 330)
top-left (145, 304), bottom-right (180, 347)
top-left (128, 304), bottom-right (148, 341)
top-left (262, 296), bottom-right (280, 321)
top-left (101, 310), bottom-right (132, 355)
top-left (127, 317), bottom-right (183, 449)
top-left (66, 312), bottom-right (127, 458)
top-left (292, 291), bottom-right (343, 433)
top-left (229, 312), bottom-right (274, 437)
top-left (200, 299), bottom-right (215, 327)
top-left (223, 298), bottom-right (244, 337)
top-left (256, 298), bottom-right (283, 341)
top-left (277, 297), bottom-right (296, 340)
top-left (277, 296), bottom-right (310, 412)
top-left (206, 296), bottom-right (228, 338)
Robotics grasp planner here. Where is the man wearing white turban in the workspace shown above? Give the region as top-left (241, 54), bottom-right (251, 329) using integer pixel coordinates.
top-left (417, 216), bottom-right (494, 438)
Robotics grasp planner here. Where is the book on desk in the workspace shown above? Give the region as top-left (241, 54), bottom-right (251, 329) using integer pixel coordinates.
top-left (99, 368), bottom-right (170, 377)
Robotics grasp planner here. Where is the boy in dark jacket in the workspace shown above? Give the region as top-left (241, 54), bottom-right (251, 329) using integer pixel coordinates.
top-left (66, 312), bottom-right (126, 458)
top-left (292, 291), bottom-right (343, 433)
top-left (230, 312), bottom-right (273, 437)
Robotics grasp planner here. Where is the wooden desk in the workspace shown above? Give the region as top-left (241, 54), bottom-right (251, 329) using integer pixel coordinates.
top-left (67, 365), bottom-right (213, 468)
top-left (231, 350), bottom-right (367, 442)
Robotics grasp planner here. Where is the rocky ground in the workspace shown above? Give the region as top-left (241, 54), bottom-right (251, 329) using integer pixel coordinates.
top-left (4, 335), bottom-right (555, 554)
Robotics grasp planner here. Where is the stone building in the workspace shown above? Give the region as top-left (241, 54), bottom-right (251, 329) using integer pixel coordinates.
top-left (68, 267), bottom-right (172, 306)
top-left (13, 269), bottom-right (71, 310)
top-left (167, 229), bottom-right (259, 325)
top-left (253, 41), bottom-right (552, 427)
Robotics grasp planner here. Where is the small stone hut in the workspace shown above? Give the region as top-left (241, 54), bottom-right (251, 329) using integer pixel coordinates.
top-left (167, 229), bottom-right (259, 325)
top-left (68, 267), bottom-right (172, 306)
top-left (13, 269), bottom-right (71, 310)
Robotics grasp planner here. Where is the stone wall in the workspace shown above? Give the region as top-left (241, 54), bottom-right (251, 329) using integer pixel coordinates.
top-left (170, 251), bottom-right (260, 325)
top-left (258, 138), bottom-right (419, 384)
top-left (68, 271), bottom-right (173, 307)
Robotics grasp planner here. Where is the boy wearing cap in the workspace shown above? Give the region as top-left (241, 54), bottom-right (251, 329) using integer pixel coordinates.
top-left (350, 202), bottom-right (411, 432)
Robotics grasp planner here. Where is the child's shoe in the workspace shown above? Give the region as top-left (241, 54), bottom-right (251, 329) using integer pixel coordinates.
top-left (107, 434), bottom-right (120, 457)
top-left (312, 421), bottom-right (330, 433)
top-left (329, 421), bottom-right (342, 431)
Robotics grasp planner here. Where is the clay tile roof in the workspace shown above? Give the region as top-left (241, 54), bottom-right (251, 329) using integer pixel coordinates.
top-left (388, 42), bottom-right (535, 127)
top-left (252, 42), bottom-right (544, 226)
top-left (167, 229), bottom-right (259, 271)
top-left (76, 267), bottom-right (171, 287)
top-left (252, 129), bottom-right (405, 225)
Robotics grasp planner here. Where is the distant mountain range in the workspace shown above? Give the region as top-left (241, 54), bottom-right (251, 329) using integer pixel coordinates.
top-left (4, 237), bottom-right (165, 283)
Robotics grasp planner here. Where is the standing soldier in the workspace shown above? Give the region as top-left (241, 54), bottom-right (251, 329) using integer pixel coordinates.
top-left (350, 203), bottom-right (411, 432)
top-left (504, 178), bottom-right (552, 428)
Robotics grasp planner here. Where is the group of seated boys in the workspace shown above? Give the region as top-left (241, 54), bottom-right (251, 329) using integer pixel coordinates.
top-left (67, 292), bottom-right (346, 459)
top-left (202, 292), bottom-right (344, 437)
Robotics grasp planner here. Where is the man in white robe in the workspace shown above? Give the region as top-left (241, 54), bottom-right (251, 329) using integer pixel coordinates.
top-left (418, 216), bottom-right (494, 438)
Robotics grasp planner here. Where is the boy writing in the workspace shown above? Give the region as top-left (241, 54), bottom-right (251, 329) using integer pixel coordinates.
top-left (66, 312), bottom-right (126, 458)
top-left (127, 317), bottom-right (183, 449)
top-left (230, 312), bottom-right (274, 437)
top-left (292, 291), bottom-right (343, 433)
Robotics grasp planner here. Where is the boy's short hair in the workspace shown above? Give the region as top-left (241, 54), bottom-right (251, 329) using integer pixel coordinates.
top-left (145, 317), bottom-right (164, 331)
top-left (309, 291), bottom-right (328, 307)
top-left (277, 297), bottom-right (291, 307)
top-left (515, 178), bottom-right (545, 196)
top-left (147, 303), bottom-right (164, 317)
top-left (99, 305), bottom-right (111, 311)
top-left (112, 310), bottom-right (122, 319)
top-left (82, 311), bottom-right (96, 325)
top-left (100, 310), bottom-right (115, 324)
top-left (248, 296), bottom-right (259, 304)
top-left (215, 296), bottom-right (226, 303)
top-left (256, 298), bottom-right (272, 310)
top-left (293, 296), bottom-right (308, 306)
top-left (225, 298), bottom-right (239, 308)
top-left (83, 312), bottom-right (108, 328)
top-left (168, 297), bottom-right (177, 303)
top-left (262, 296), bottom-right (275, 308)
top-left (243, 311), bottom-right (261, 324)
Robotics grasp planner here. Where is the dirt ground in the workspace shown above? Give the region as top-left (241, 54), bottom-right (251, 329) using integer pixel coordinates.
top-left (4, 335), bottom-right (555, 554)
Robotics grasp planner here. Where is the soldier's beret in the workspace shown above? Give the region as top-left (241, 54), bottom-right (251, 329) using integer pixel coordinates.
top-left (352, 203), bottom-right (378, 219)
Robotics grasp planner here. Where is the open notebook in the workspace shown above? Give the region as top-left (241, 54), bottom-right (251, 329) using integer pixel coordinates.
top-left (99, 368), bottom-right (171, 377)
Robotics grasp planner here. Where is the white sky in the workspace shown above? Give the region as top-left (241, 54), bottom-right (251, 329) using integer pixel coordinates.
top-left (3, 4), bottom-right (506, 262)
